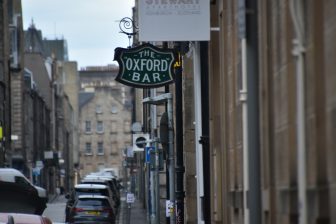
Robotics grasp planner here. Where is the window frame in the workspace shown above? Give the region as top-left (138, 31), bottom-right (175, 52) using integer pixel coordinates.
top-left (85, 142), bottom-right (92, 155)
top-left (85, 120), bottom-right (92, 133)
top-left (96, 105), bottom-right (103, 114)
top-left (97, 142), bottom-right (104, 155)
top-left (96, 121), bottom-right (104, 133)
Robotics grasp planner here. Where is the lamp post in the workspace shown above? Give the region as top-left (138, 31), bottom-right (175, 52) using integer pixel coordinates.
top-left (143, 93), bottom-right (175, 224)
top-left (119, 17), bottom-right (138, 48)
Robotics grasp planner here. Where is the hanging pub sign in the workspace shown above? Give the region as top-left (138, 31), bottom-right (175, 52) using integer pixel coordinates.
top-left (114, 43), bottom-right (177, 88)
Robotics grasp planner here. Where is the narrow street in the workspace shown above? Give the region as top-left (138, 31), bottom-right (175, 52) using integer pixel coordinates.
top-left (43, 195), bottom-right (66, 223)
top-left (43, 191), bottom-right (147, 224)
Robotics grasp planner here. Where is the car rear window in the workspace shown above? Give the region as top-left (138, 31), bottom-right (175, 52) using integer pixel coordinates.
top-left (77, 199), bottom-right (109, 207)
top-left (75, 188), bottom-right (107, 196)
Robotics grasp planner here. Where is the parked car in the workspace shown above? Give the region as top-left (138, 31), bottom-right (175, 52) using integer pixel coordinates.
top-left (0, 168), bottom-right (47, 215)
top-left (81, 176), bottom-right (120, 208)
top-left (65, 184), bottom-right (114, 222)
top-left (68, 195), bottom-right (116, 224)
top-left (0, 213), bottom-right (52, 224)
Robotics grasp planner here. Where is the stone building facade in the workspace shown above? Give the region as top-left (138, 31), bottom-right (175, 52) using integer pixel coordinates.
top-left (78, 66), bottom-right (132, 178)
top-left (54, 61), bottom-right (80, 189)
top-left (0, 0), bottom-right (21, 167)
top-left (207, 1), bottom-right (336, 223)
top-left (132, 0), bottom-right (336, 224)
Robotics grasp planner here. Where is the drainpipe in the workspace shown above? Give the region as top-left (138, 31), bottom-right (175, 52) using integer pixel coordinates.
top-left (246, 0), bottom-right (262, 223)
top-left (238, 2), bottom-right (250, 223)
top-left (199, 41), bottom-right (211, 223)
top-left (193, 42), bottom-right (205, 224)
top-left (289, 1), bottom-right (307, 224)
top-left (240, 37), bottom-right (249, 224)
top-left (240, 0), bottom-right (262, 223)
top-left (175, 47), bottom-right (185, 224)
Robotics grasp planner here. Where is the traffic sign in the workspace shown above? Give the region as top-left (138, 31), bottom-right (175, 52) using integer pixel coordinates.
top-left (127, 193), bottom-right (135, 203)
top-left (145, 146), bottom-right (155, 163)
top-left (36, 160), bottom-right (44, 169)
top-left (133, 133), bottom-right (149, 152)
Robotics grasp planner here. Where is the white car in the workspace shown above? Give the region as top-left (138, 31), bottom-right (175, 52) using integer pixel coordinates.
top-left (0, 168), bottom-right (48, 215)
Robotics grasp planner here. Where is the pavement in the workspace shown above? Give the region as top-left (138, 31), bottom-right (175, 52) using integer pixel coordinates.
top-left (118, 191), bottom-right (148, 224)
top-left (48, 193), bottom-right (61, 203)
top-left (43, 194), bottom-right (66, 223)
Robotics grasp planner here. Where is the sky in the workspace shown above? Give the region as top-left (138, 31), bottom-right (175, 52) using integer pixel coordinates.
top-left (21, 0), bottom-right (135, 69)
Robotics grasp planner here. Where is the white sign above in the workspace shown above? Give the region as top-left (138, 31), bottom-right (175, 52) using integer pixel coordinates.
top-left (138, 0), bottom-right (210, 41)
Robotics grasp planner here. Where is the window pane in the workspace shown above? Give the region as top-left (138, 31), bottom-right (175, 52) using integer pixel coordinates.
top-left (97, 121), bottom-right (104, 132)
top-left (111, 104), bottom-right (118, 114)
top-left (96, 105), bottom-right (102, 114)
top-left (85, 143), bottom-right (92, 154)
top-left (85, 121), bottom-right (91, 132)
top-left (98, 142), bottom-right (104, 154)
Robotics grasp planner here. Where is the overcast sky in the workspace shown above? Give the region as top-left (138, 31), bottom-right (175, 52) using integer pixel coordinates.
top-left (21, 0), bottom-right (135, 69)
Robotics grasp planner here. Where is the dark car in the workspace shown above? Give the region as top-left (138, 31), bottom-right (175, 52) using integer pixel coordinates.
top-left (68, 195), bottom-right (115, 224)
top-left (65, 184), bottom-right (114, 222)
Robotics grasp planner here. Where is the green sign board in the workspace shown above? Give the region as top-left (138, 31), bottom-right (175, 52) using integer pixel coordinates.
top-left (114, 43), bottom-right (177, 88)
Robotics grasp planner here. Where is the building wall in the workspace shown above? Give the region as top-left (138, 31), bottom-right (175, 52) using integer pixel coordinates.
top-left (61, 61), bottom-right (80, 170)
top-left (258, 1), bottom-right (297, 223)
top-left (131, 1), bottom-right (336, 223)
top-left (323, 1), bottom-right (336, 223)
top-left (210, 1), bottom-right (245, 223)
top-left (62, 95), bottom-right (74, 191)
top-left (0, 0), bottom-right (10, 166)
top-left (9, 0), bottom-right (25, 166)
top-left (78, 68), bottom-right (132, 178)
top-left (206, 0), bottom-right (336, 223)
top-left (181, 50), bottom-right (198, 223)
top-left (79, 89), bottom-right (132, 176)
top-left (209, 2), bottom-right (226, 223)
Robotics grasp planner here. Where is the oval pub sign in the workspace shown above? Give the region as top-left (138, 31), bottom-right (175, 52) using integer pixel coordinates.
top-left (114, 43), bottom-right (177, 88)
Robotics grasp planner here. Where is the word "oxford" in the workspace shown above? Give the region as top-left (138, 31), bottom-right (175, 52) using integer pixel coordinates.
top-left (125, 58), bottom-right (169, 72)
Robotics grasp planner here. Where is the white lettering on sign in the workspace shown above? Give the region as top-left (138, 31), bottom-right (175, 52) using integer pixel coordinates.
top-left (133, 72), bottom-right (141, 81)
top-left (153, 73), bottom-right (161, 82)
top-left (125, 58), bottom-right (168, 72)
top-left (132, 73), bottom-right (162, 83)
top-left (138, 50), bottom-right (155, 58)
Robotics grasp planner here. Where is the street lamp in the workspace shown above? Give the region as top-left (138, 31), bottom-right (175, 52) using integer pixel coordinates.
top-left (143, 93), bottom-right (175, 224)
top-left (119, 17), bottom-right (138, 48)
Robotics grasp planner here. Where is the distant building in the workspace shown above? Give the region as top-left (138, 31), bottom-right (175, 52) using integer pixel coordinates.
top-left (6, 0), bottom-right (25, 170)
top-left (43, 39), bottom-right (69, 61)
top-left (22, 21), bottom-right (79, 193)
top-left (78, 66), bottom-right (132, 178)
top-left (24, 24), bottom-right (53, 190)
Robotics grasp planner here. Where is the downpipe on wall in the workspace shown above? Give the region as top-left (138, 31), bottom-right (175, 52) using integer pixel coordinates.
top-left (289, 1), bottom-right (307, 224)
